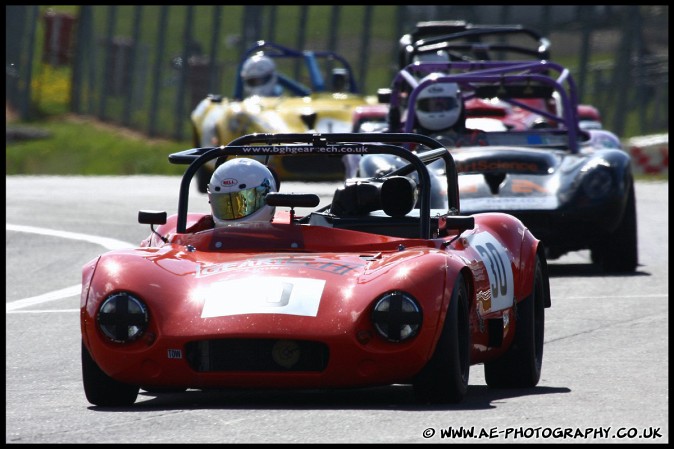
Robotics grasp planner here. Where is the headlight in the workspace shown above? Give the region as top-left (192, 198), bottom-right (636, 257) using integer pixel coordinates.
top-left (97, 292), bottom-right (149, 343)
top-left (581, 166), bottom-right (613, 200)
top-left (371, 291), bottom-right (422, 342)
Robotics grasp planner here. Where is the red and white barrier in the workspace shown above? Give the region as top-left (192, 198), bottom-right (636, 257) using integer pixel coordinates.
top-left (625, 133), bottom-right (669, 175)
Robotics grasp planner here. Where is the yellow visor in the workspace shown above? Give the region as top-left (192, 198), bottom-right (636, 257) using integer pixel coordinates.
top-left (211, 180), bottom-right (271, 220)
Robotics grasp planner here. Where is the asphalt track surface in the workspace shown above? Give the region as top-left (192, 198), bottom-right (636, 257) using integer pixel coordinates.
top-left (6, 176), bottom-right (669, 444)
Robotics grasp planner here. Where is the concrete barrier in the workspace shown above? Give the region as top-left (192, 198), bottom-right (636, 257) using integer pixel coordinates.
top-left (624, 133), bottom-right (669, 175)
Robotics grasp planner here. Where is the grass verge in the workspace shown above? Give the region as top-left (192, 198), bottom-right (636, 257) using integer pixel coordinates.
top-left (5, 113), bottom-right (668, 181)
top-left (6, 115), bottom-right (190, 176)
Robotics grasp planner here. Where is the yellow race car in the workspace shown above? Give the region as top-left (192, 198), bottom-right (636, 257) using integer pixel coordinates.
top-left (191, 40), bottom-right (377, 192)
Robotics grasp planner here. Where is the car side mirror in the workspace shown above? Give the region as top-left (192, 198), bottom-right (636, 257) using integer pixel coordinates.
top-left (438, 215), bottom-right (475, 237)
top-left (138, 210), bottom-right (167, 225)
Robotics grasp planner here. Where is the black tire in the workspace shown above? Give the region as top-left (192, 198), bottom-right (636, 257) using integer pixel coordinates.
top-left (484, 254), bottom-right (546, 388)
top-left (413, 273), bottom-right (470, 404)
top-left (141, 386), bottom-right (188, 394)
top-left (82, 341), bottom-right (139, 406)
top-left (591, 181), bottom-right (638, 273)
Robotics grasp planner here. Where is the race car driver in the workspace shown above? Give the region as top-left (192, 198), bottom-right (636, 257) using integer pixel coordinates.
top-left (240, 54), bottom-right (281, 97)
top-left (413, 73), bottom-right (487, 147)
top-left (186, 158), bottom-right (279, 232)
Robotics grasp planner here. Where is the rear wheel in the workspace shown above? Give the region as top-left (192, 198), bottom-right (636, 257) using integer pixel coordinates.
top-left (82, 341), bottom-right (139, 406)
top-left (591, 181), bottom-right (638, 273)
top-left (413, 273), bottom-right (470, 404)
top-left (484, 253), bottom-right (546, 388)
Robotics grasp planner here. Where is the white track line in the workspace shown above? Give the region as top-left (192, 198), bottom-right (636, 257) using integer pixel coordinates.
top-left (6, 224), bottom-right (134, 250)
top-left (6, 224), bottom-right (134, 312)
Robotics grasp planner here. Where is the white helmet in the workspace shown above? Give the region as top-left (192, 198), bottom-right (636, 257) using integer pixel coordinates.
top-left (207, 158), bottom-right (277, 227)
top-left (241, 54), bottom-right (277, 97)
top-left (415, 74), bottom-right (463, 132)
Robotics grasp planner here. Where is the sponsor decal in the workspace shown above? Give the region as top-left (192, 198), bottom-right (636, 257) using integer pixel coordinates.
top-left (427, 85), bottom-right (446, 94)
top-left (239, 145), bottom-right (370, 155)
top-left (511, 179), bottom-right (549, 193)
top-left (461, 196), bottom-right (558, 211)
top-left (197, 257), bottom-right (362, 278)
top-left (457, 160), bottom-right (542, 173)
top-left (167, 349), bottom-right (183, 359)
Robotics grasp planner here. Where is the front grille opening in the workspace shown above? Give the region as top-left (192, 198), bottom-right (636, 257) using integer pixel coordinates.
top-left (185, 338), bottom-right (329, 372)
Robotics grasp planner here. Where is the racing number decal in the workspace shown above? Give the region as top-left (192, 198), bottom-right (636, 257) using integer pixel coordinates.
top-left (466, 231), bottom-right (514, 312)
top-left (477, 242), bottom-right (508, 299)
top-left (201, 276), bottom-right (325, 318)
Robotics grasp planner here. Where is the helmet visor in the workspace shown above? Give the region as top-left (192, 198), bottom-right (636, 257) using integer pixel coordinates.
top-left (210, 179), bottom-right (272, 220)
top-left (245, 73), bottom-right (273, 88)
top-left (417, 96), bottom-right (458, 113)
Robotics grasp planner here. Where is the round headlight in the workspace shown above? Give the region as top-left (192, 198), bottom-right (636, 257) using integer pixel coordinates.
top-left (371, 291), bottom-right (422, 342)
top-left (97, 292), bottom-right (149, 343)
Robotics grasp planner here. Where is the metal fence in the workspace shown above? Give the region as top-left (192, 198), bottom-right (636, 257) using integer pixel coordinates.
top-left (5, 5), bottom-right (668, 141)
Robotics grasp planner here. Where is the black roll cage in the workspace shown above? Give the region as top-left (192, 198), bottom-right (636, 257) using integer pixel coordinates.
top-left (168, 133), bottom-right (459, 238)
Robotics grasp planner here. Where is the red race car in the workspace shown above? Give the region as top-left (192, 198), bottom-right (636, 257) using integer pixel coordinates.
top-left (81, 132), bottom-right (551, 406)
